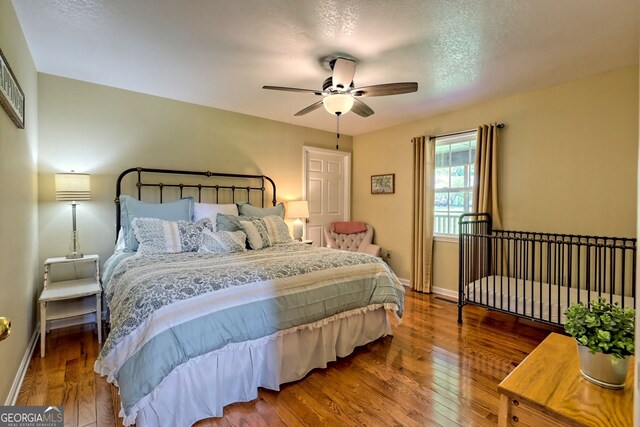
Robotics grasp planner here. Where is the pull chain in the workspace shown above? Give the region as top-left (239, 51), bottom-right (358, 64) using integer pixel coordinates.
top-left (335, 112), bottom-right (341, 150)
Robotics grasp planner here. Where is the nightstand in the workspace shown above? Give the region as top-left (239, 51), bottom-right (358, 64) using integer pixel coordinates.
top-left (497, 333), bottom-right (633, 427)
top-left (39, 254), bottom-right (102, 357)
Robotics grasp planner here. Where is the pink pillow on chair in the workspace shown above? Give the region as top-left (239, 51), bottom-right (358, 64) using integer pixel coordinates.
top-left (331, 221), bottom-right (367, 234)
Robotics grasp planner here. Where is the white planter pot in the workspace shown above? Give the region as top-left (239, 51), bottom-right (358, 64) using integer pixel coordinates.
top-left (577, 345), bottom-right (630, 389)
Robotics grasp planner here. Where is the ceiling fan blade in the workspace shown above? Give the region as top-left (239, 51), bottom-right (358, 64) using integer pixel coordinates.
top-left (263, 86), bottom-right (324, 95)
top-left (294, 100), bottom-right (324, 116)
top-left (351, 98), bottom-right (374, 118)
top-left (351, 82), bottom-right (418, 97)
top-left (331, 58), bottom-right (356, 90)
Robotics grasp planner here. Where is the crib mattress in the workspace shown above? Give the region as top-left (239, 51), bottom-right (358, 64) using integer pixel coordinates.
top-left (465, 275), bottom-right (635, 324)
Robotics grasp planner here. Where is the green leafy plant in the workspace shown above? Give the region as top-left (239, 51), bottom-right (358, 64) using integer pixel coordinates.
top-left (564, 297), bottom-right (635, 361)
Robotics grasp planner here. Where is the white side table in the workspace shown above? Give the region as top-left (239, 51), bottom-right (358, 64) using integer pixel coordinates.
top-left (39, 254), bottom-right (102, 357)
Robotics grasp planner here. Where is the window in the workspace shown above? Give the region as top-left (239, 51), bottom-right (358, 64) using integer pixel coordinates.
top-left (434, 131), bottom-right (477, 235)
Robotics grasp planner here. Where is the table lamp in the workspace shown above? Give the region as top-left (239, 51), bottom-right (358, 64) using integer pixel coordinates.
top-left (286, 200), bottom-right (309, 241)
top-left (55, 172), bottom-right (91, 259)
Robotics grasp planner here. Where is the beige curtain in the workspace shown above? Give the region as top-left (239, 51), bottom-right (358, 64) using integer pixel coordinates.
top-left (473, 123), bottom-right (502, 229)
top-left (411, 136), bottom-right (435, 293)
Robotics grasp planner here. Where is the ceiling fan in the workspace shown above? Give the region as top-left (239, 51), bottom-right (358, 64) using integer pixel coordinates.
top-left (263, 57), bottom-right (418, 118)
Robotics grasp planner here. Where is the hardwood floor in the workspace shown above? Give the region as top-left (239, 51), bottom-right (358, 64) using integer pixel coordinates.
top-left (17, 291), bottom-right (555, 426)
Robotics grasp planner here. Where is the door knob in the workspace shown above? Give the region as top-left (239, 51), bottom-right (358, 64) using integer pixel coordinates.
top-left (0, 317), bottom-right (11, 342)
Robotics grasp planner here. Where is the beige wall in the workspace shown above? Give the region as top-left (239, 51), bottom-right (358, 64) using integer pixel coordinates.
top-left (37, 74), bottom-right (352, 265)
top-left (353, 66), bottom-right (639, 291)
top-left (635, 49), bottom-right (639, 427)
top-left (0, 1), bottom-right (39, 403)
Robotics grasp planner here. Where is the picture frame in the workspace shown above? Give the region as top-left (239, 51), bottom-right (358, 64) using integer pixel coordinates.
top-left (0, 47), bottom-right (25, 129)
top-left (371, 173), bottom-right (395, 194)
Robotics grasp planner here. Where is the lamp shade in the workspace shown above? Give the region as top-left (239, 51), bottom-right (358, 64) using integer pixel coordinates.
top-left (55, 173), bottom-right (91, 201)
top-left (286, 200), bottom-right (309, 219)
top-left (322, 94), bottom-right (354, 115)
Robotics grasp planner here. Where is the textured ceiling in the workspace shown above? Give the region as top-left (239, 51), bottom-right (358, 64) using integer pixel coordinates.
top-left (11, 0), bottom-right (640, 136)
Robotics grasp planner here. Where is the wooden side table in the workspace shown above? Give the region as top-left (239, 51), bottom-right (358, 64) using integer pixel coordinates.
top-left (39, 254), bottom-right (102, 357)
top-left (498, 332), bottom-right (633, 427)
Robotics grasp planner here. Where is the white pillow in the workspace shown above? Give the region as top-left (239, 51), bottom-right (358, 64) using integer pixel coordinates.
top-left (261, 215), bottom-right (292, 244)
top-left (239, 218), bottom-right (272, 250)
top-left (115, 227), bottom-right (126, 252)
top-left (193, 203), bottom-right (239, 230)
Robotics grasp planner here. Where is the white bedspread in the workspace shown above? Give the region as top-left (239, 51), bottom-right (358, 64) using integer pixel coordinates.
top-left (134, 306), bottom-right (391, 427)
top-left (97, 244), bottom-right (404, 426)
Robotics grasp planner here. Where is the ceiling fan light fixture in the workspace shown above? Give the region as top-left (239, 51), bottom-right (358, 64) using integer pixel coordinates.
top-left (322, 94), bottom-right (354, 115)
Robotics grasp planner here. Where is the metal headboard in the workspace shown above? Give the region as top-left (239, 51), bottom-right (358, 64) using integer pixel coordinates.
top-left (115, 167), bottom-right (277, 234)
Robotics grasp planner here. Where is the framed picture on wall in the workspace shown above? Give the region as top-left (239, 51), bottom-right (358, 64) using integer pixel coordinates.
top-left (0, 47), bottom-right (25, 129)
top-left (371, 173), bottom-right (395, 194)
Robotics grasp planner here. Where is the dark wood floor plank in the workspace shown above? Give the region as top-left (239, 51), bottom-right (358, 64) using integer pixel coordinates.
top-left (193, 416), bottom-right (232, 426)
top-left (278, 376), bottom-right (357, 427)
top-left (77, 349), bottom-right (96, 427)
top-left (17, 291), bottom-right (551, 427)
top-left (251, 397), bottom-right (289, 427)
top-left (259, 387), bottom-right (323, 427)
top-left (306, 366), bottom-right (421, 427)
top-left (23, 365), bottom-right (48, 406)
top-left (222, 400), bottom-right (269, 427)
top-left (95, 372), bottom-right (116, 427)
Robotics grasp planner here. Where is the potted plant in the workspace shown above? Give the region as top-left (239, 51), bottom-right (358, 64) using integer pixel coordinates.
top-left (564, 297), bottom-right (635, 389)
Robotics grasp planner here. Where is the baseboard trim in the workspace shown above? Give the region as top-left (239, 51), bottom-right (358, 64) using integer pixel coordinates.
top-left (397, 279), bottom-right (458, 301)
top-left (5, 324), bottom-right (39, 405)
top-left (432, 286), bottom-right (458, 301)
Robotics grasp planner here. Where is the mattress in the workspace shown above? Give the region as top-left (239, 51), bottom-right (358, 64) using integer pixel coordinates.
top-left (465, 275), bottom-right (634, 324)
top-left (95, 243), bottom-right (404, 426)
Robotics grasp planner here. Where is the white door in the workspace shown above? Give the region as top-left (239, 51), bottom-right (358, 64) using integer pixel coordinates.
top-left (303, 146), bottom-right (351, 247)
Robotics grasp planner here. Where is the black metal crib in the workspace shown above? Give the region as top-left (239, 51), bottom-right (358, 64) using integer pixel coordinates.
top-left (457, 213), bottom-right (636, 327)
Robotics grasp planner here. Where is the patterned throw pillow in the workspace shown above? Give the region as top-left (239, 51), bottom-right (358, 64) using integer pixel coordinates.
top-left (239, 218), bottom-right (272, 250)
top-left (261, 215), bottom-right (292, 244)
top-left (198, 230), bottom-right (247, 254)
top-left (120, 195), bottom-right (194, 252)
top-left (132, 217), bottom-right (213, 255)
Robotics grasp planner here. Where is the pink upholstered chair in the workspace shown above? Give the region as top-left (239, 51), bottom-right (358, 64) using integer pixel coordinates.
top-left (324, 222), bottom-right (381, 257)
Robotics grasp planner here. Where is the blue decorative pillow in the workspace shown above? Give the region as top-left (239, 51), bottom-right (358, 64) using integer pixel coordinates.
top-left (131, 217), bottom-right (212, 255)
top-left (198, 230), bottom-right (247, 254)
top-left (216, 213), bottom-right (244, 232)
top-left (237, 202), bottom-right (285, 219)
top-left (120, 195), bottom-right (194, 251)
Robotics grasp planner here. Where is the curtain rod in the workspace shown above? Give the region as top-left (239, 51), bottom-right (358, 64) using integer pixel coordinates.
top-left (423, 123), bottom-right (505, 141)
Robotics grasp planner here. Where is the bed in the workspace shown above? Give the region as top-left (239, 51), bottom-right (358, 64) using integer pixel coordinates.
top-left (94, 167), bottom-right (404, 427)
top-left (458, 213), bottom-right (636, 327)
